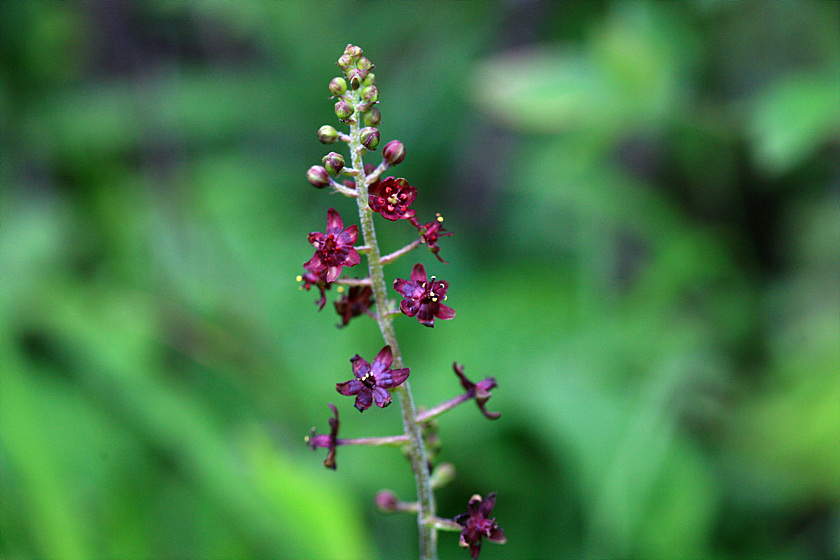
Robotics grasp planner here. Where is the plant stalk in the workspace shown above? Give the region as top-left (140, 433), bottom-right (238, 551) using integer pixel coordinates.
top-left (348, 115), bottom-right (437, 559)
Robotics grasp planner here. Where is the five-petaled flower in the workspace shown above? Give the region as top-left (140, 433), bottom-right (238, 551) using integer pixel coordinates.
top-left (304, 208), bottom-right (361, 282)
top-left (453, 363), bottom-right (500, 420)
top-left (454, 492), bottom-right (506, 560)
top-left (334, 285), bottom-right (374, 327)
top-left (369, 177), bottom-right (417, 221)
top-left (305, 403), bottom-right (340, 469)
top-left (393, 263), bottom-right (455, 327)
top-left (336, 345), bottom-right (410, 411)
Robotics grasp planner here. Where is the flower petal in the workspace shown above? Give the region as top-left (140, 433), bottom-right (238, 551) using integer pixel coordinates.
top-left (337, 224), bottom-right (358, 246)
top-left (326, 207), bottom-right (343, 234)
top-left (373, 345), bottom-right (394, 371)
top-left (371, 386), bottom-right (392, 408)
top-left (392, 278), bottom-right (415, 297)
top-left (336, 379), bottom-right (363, 396)
top-left (410, 263), bottom-right (427, 284)
top-left (351, 354), bottom-right (370, 378)
top-left (354, 389), bottom-right (373, 411)
top-left (435, 303), bottom-right (456, 320)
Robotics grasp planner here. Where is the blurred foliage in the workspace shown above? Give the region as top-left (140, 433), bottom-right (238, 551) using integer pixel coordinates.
top-left (1, 2), bottom-right (838, 559)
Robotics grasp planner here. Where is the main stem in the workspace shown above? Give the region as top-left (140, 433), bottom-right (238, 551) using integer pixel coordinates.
top-left (349, 119), bottom-right (437, 560)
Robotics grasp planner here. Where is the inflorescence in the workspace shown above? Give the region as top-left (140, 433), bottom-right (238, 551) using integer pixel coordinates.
top-left (299, 44), bottom-right (505, 560)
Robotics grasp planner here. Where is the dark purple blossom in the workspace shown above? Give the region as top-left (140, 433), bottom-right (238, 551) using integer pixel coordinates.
top-left (336, 346), bottom-right (410, 411)
top-left (393, 263), bottom-right (455, 327)
top-left (453, 363), bottom-right (500, 420)
top-left (334, 285), bottom-right (374, 327)
top-left (303, 208), bottom-right (361, 283)
top-left (369, 177), bottom-right (417, 221)
top-left (454, 492), bottom-right (506, 560)
top-left (297, 269), bottom-right (331, 310)
top-left (305, 403), bottom-right (340, 469)
top-left (417, 213), bottom-right (453, 263)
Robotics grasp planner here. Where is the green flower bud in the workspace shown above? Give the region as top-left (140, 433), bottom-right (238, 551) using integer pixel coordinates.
top-left (359, 127), bottom-right (380, 150)
top-left (337, 54), bottom-right (353, 71)
top-left (344, 44), bottom-right (363, 60)
top-left (317, 125), bottom-right (339, 144)
top-left (357, 56), bottom-right (374, 73)
top-left (382, 140), bottom-right (405, 165)
top-left (362, 107), bottom-right (381, 127)
top-left (321, 152), bottom-right (345, 176)
top-left (346, 68), bottom-right (364, 90)
top-left (306, 165), bottom-right (331, 188)
top-left (328, 77), bottom-right (347, 97)
top-left (361, 85), bottom-right (378, 104)
top-left (334, 100), bottom-right (354, 121)
top-left (362, 72), bottom-right (376, 87)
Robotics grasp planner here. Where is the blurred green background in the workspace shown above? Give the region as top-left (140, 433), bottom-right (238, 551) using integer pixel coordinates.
top-left (2, 2), bottom-right (838, 559)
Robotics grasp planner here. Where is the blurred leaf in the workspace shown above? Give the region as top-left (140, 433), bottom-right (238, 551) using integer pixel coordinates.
top-left (747, 70), bottom-right (840, 177)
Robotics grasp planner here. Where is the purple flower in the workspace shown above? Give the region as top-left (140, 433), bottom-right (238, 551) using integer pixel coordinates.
top-left (417, 213), bottom-right (453, 263)
top-left (303, 208), bottom-right (361, 283)
top-left (393, 263), bottom-right (455, 327)
top-left (334, 285), bottom-right (374, 327)
top-left (454, 492), bottom-right (506, 560)
top-left (369, 177), bottom-right (417, 221)
top-left (453, 363), bottom-right (500, 420)
top-left (336, 346), bottom-right (410, 411)
top-left (305, 403), bottom-right (340, 469)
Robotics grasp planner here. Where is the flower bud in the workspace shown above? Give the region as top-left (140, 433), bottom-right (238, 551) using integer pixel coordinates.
top-left (382, 140), bottom-right (406, 165)
top-left (334, 100), bottom-right (354, 121)
top-left (359, 127), bottom-right (380, 150)
top-left (362, 107), bottom-right (381, 127)
top-left (306, 165), bottom-right (331, 188)
top-left (429, 462), bottom-right (456, 489)
top-left (356, 56), bottom-right (374, 73)
top-left (328, 77), bottom-right (347, 97)
top-left (322, 152), bottom-right (345, 176)
top-left (361, 85), bottom-right (379, 104)
top-left (375, 490), bottom-right (400, 513)
top-left (336, 54), bottom-right (353, 71)
top-left (317, 125), bottom-right (339, 144)
top-left (346, 68), bottom-right (364, 90)
top-left (344, 44), bottom-right (363, 60)
top-left (362, 72), bottom-right (376, 87)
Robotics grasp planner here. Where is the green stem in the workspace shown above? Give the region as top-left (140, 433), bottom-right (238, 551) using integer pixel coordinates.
top-left (348, 113), bottom-right (437, 560)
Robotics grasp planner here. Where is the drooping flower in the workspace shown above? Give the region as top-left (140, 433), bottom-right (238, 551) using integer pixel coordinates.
top-left (453, 363), bottom-right (500, 420)
top-left (334, 285), bottom-right (374, 327)
top-left (368, 177), bottom-right (417, 221)
top-left (305, 403), bottom-right (340, 469)
top-left (297, 269), bottom-right (331, 310)
top-left (454, 492), bottom-right (506, 560)
top-left (336, 346), bottom-right (410, 411)
top-left (303, 208), bottom-right (361, 283)
top-left (417, 213), bottom-right (453, 263)
top-left (393, 263), bottom-right (455, 327)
